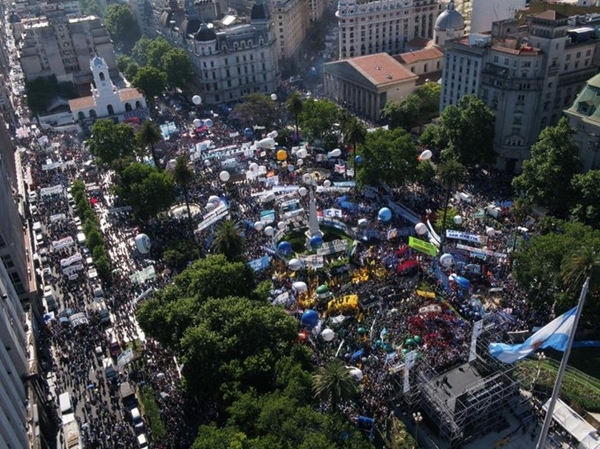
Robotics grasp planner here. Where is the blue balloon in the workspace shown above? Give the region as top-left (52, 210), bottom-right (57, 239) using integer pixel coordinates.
top-left (310, 235), bottom-right (323, 248)
top-left (278, 241), bottom-right (292, 255)
top-left (454, 276), bottom-right (471, 290)
top-left (378, 207), bottom-right (392, 222)
top-left (355, 155), bottom-right (363, 164)
top-left (301, 310), bottom-right (319, 329)
top-left (205, 119), bottom-right (213, 127)
top-left (244, 127), bottom-right (253, 136)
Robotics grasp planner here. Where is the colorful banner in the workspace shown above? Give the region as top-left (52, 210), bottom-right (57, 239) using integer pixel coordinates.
top-left (52, 236), bottom-right (74, 250)
top-left (247, 255), bottom-right (270, 272)
top-left (327, 295), bottom-right (359, 314)
top-left (317, 239), bottom-right (348, 256)
top-left (416, 290), bottom-right (436, 299)
top-left (469, 319), bottom-right (483, 362)
top-left (260, 210), bottom-right (275, 224)
top-left (408, 237), bottom-right (437, 257)
top-left (456, 243), bottom-right (507, 259)
top-left (446, 229), bottom-right (487, 245)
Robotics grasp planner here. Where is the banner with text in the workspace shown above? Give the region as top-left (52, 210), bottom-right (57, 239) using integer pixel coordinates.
top-left (408, 237), bottom-right (437, 257)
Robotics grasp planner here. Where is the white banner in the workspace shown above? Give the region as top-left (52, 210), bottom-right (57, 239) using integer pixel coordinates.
top-left (456, 243), bottom-right (507, 259)
top-left (42, 162), bottom-right (62, 171)
top-left (323, 208), bottom-right (343, 218)
top-left (117, 348), bottom-right (135, 370)
top-left (50, 213), bottom-right (67, 223)
top-left (317, 239), bottom-right (348, 256)
top-left (403, 350), bottom-right (418, 393)
top-left (52, 236), bottom-right (74, 250)
top-left (468, 319), bottom-right (484, 362)
top-left (62, 264), bottom-right (84, 276)
top-left (446, 229), bottom-right (487, 245)
top-left (40, 185), bottom-right (65, 197)
top-left (60, 253), bottom-right (82, 267)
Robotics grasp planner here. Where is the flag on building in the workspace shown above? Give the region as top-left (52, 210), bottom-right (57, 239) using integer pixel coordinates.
top-left (489, 307), bottom-right (578, 364)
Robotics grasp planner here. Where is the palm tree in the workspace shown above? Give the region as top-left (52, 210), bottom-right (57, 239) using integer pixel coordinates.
top-left (138, 120), bottom-right (163, 169)
top-left (312, 359), bottom-right (358, 412)
top-left (343, 117), bottom-right (367, 181)
top-left (210, 220), bottom-right (244, 261)
top-left (437, 157), bottom-right (466, 252)
top-left (286, 92), bottom-right (303, 144)
top-left (561, 244), bottom-right (600, 293)
top-left (173, 156), bottom-right (195, 233)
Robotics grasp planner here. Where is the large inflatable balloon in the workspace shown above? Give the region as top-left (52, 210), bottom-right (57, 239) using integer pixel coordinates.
top-left (358, 218), bottom-right (368, 228)
top-left (244, 127), bottom-right (253, 137)
top-left (193, 118), bottom-right (202, 128)
top-left (293, 281), bottom-right (308, 292)
top-left (323, 180), bottom-right (331, 187)
top-left (276, 149), bottom-right (287, 161)
top-left (288, 258), bottom-right (302, 271)
top-left (349, 367), bottom-right (364, 381)
top-left (219, 171), bottom-right (230, 182)
top-left (208, 195), bottom-right (220, 205)
top-left (296, 159), bottom-right (304, 166)
top-left (440, 253), bottom-right (454, 268)
top-left (310, 235), bottom-right (323, 248)
top-left (486, 227), bottom-right (496, 237)
top-left (249, 162), bottom-right (259, 172)
top-left (301, 309), bottom-right (319, 329)
top-left (277, 221), bottom-right (286, 230)
top-left (321, 328), bottom-right (335, 342)
top-left (297, 148), bottom-right (308, 159)
top-left (278, 241), bottom-right (292, 254)
top-left (135, 234), bottom-right (151, 254)
top-left (454, 215), bottom-right (463, 225)
top-left (192, 95), bottom-right (202, 105)
top-left (302, 173), bottom-right (313, 184)
top-left (268, 130), bottom-right (278, 138)
top-left (355, 155), bottom-right (363, 164)
top-left (415, 223), bottom-right (427, 235)
top-left (204, 119), bottom-right (213, 128)
top-left (454, 276), bottom-right (471, 290)
top-left (418, 149), bottom-right (433, 161)
top-left (206, 202), bottom-right (215, 212)
top-left (264, 226), bottom-right (274, 236)
top-left (329, 148), bottom-right (341, 158)
top-left (298, 186), bottom-right (308, 197)
top-left (259, 137), bottom-right (276, 149)
top-left (316, 285), bottom-right (329, 296)
top-left (378, 207), bottom-right (392, 222)
top-left (254, 221), bottom-right (264, 231)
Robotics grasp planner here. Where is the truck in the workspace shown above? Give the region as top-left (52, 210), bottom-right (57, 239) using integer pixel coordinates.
top-left (119, 381), bottom-right (137, 410)
top-left (62, 413), bottom-right (82, 449)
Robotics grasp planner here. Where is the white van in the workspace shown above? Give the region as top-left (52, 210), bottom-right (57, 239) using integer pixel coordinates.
top-left (130, 407), bottom-right (144, 431)
top-left (76, 232), bottom-right (86, 245)
top-left (102, 358), bottom-right (117, 380)
top-left (137, 434), bottom-right (148, 448)
top-left (58, 392), bottom-right (72, 414)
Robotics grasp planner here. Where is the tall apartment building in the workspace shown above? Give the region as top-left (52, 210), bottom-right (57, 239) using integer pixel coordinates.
top-left (469, 0), bottom-right (525, 33)
top-left (336, 0), bottom-right (441, 59)
top-left (440, 11), bottom-right (600, 172)
top-left (180, 0), bottom-right (279, 104)
top-left (16, 15), bottom-right (117, 85)
top-left (269, 0), bottom-right (310, 60)
top-left (309, 0), bottom-right (325, 22)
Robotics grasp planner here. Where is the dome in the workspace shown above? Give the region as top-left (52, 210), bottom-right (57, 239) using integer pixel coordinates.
top-left (435, 4), bottom-right (465, 31)
top-left (251, 0), bottom-right (270, 21)
top-left (180, 17), bottom-right (201, 36)
top-left (195, 23), bottom-right (216, 41)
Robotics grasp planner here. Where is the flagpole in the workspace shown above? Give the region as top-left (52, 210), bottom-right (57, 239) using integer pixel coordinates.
top-left (536, 277), bottom-right (590, 449)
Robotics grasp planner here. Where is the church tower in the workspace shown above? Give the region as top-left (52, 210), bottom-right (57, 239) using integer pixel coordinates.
top-left (90, 56), bottom-right (119, 102)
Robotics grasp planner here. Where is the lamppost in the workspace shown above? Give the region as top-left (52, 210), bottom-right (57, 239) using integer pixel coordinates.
top-left (587, 132), bottom-right (600, 170)
top-left (412, 411), bottom-right (423, 444)
top-left (532, 352), bottom-right (547, 390)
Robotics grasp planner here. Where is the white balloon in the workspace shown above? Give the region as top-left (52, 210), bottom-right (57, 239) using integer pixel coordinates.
top-left (206, 203), bottom-right (215, 212)
top-left (293, 281), bottom-right (308, 292)
top-left (219, 171), bottom-right (230, 182)
top-left (296, 159), bottom-right (304, 166)
top-left (264, 226), bottom-right (274, 236)
top-left (349, 367), bottom-right (363, 381)
top-left (277, 221), bottom-right (286, 230)
top-left (329, 148), bottom-right (341, 158)
top-left (270, 93), bottom-right (278, 101)
top-left (135, 234), bottom-right (151, 254)
top-left (193, 118), bottom-right (202, 128)
top-left (208, 195), bottom-right (220, 205)
top-left (288, 258), bottom-right (302, 271)
top-left (419, 149), bottom-right (433, 161)
top-left (358, 218), bottom-right (368, 227)
top-left (269, 130), bottom-right (278, 138)
top-left (486, 227), bottom-right (496, 237)
top-left (302, 173), bottom-right (313, 184)
top-left (254, 221), bottom-right (264, 231)
top-left (192, 95), bottom-right (202, 105)
top-left (321, 328), bottom-right (335, 342)
top-left (440, 253), bottom-right (454, 268)
top-left (323, 180), bottom-right (331, 187)
top-left (415, 223), bottom-right (427, 235)
top-left (258, 137), bottom-right (275, 149)
top-left (203, 159), bottom-right (211, 167)
top-left (453, 215), bottom-right (463, 225)
top-left (298, 187), bottom-right (308, 197)
top-left (249, 162), bottom-right (259, 172)
top-left (297, 148), bottom-right (308, 159)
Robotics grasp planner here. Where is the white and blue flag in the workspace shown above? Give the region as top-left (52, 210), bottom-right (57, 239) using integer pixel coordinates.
top-left (489, 307), bottom-right (578, 364)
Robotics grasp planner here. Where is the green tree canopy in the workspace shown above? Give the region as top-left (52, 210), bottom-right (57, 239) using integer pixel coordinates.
top-left (512, 117), bottom-right (580, 217)
top-left (137, 120), bottom-right (163, 168)
top-left (571, 170), bottom-right (600, 228)
top-left (146, 37), bottom-right (173, 69)
top-left (161, 48), bottom-right (194, 90)
top-left (299, 99), bottom-right (340, 141)
top-left (210, 220), bottom-right (244, 261)
top-left (432, 95), bottom-right (495, 165)
top-left (312, 359), bottom-right (359, 412)
top-left (103, 4), bottom-right (140, 52)
top-left (230, 93), bottom-right (280, 128)
top-left (115, 162), bottom-right (175, 220)
top-left (382, 82), bottom-right (441, 130)
top-left (116, 54), bottom-right (136, 73)
top-left (87, 119), bottom-right (139, 167)
top-left (355, 127), bottom-right (418, 187)
top-left (132, 35), bottom-right (152, 66)
top-left (132, 66), bottom-right (168, 104)
top-left (136, 255), bottom-right (257, 349)
top-left (286, 92), bottom-right (303, 143)
top-left (173, 156), bottom-right (196, 231)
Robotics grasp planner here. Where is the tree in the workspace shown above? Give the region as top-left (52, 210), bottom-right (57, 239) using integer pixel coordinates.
top-left (193, 425), bottom-right (248, 449)
top-left (132, 66), bottom-right (167, 105)
top-left (571, 170), bottom-right (600, 228)
top-left (286, 92), bottom-right (303, 144)
top-left (210, 220), bottom-right (244, 261)
top-left (161, 48), bottom-right (194, 90)
top-left (173, 156), bottom-right (195, 232)
top-left (561, 243), bottom-right (600, 294)
top-left (312, 359), bottom-right (358, 412)
top-left (137, 120), bottom-right (163, 169)
top-left (87, 119), bottom-right (138, 167)
top-left (355, 127), bottom-right (418, 188)
top-left (435, 95), bottom-right (495, 165)
top-left (343, 117), bottom-right (366, 180)
top-left (512, 117), bottom-right (580, 217)
top-left (103, 4), bottom-right (140, 52)
top-left (162, 239), bottom-right (199, 272)
top-left (437, 158), bottom-right (466, 251)
top-left (116, 55), bottom-right (136, 73)
top-left (132, 35), bottom-right (152, 66)
top-left (147, 37), bottom-right (173, 69)
top-left (381, 94), bottom-right (420, 130)
top-left (230, 93), bottom-right (280, 128)
top-left (299, 99), bottom-right (340, 141)
top-left (116, 163), bottom-right (175, 221)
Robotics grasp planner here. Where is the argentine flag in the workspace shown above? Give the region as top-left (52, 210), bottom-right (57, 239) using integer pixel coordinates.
top-left (489, 307), bottom-right (578, 364)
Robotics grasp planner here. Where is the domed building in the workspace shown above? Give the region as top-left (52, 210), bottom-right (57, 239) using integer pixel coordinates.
top-left (434, 0), bottom-right (466, 47)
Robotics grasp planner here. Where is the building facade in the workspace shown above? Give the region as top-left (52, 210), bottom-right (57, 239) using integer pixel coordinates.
top-left (440, 11), bottom-right (600, 172)
top-left (309, 0), bottom-right (326, 22)
top-left (269, 0), bottom-right (310, 61)
top-left (16, 15), bottom-right (117, 85)
top-left (469, 0), bottom-right (525, 34)
top-left (336, 0), bottom-right (441, 59)
top-left (564, 73), bottom-right (600, 172)
top-left (68, 56), bottom-right (149, 124)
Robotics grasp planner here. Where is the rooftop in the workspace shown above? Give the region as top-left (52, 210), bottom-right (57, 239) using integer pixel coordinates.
top-left (68, 96), bottom-right (95, 110)
top-left (119, 88), bottom-right (144, 102)
top-left (532, 10), bottom-right (568, 21)
top-left (395, 47), bottom-right (444, 65)
top-left (348, 53), bottom-right (418, 86)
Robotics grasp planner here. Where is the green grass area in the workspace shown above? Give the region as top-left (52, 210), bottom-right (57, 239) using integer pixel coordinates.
top-left (139, 386), bottom-right (167, 439)
top-left (516, 358), bottom-right (600, 412)
top-left (544, 347), bottom-right (600, 381)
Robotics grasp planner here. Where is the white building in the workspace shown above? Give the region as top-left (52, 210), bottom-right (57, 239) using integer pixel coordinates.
top-left (336, 0), bottom-right (441, 59)
top-left (469, 0), bottom-right (526, 34)
top-left (68, 56), bottom-right (148, 124)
